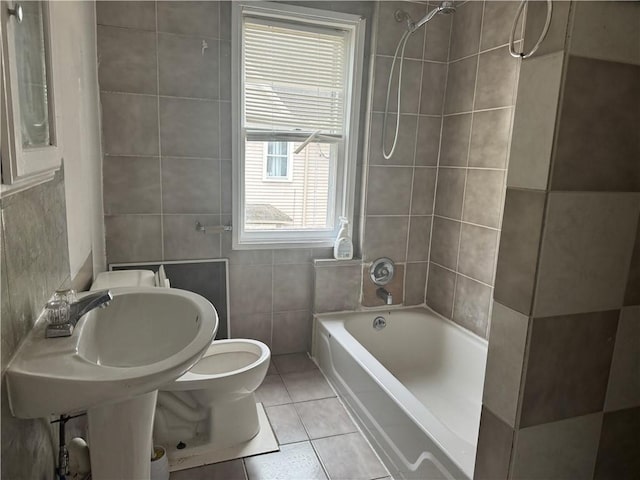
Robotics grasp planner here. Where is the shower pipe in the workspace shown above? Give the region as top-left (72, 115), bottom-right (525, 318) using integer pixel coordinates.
top-left (382, 2), bottom-right (455, 160)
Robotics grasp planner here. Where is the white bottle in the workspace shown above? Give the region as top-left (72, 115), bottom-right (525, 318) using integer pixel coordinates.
top-left (334, 217), bottom-right (354, 260)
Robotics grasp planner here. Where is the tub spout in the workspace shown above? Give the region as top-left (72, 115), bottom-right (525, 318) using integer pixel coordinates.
top-left (376, 287), bottom-right (393, 305)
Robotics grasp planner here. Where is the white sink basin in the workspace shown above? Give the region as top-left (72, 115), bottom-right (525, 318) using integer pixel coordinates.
top-left (6, 287), bottom-right (218, 418)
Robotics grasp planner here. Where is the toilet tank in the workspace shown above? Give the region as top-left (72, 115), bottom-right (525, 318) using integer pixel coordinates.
top-left (91, 270), bottom-right (156, 290)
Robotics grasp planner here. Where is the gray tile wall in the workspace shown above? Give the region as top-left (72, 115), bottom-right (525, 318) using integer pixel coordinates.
top-left (97, 1), bottom-right (374, 354)
top-left (476, 2), bottom-right (640, 478)
top-left (0, 171), bottom-right (71, 480)
top-left (360, 1), bottom-right (450, 307)
top-left (425, 1), bottom-right (523, 338)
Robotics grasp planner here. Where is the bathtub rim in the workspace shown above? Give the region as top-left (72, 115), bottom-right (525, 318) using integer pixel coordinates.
top-left (313, 305), bottom-right (487, 478)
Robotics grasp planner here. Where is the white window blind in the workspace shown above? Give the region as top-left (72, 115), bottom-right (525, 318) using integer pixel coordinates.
top-left (243, 19), bottom-right (347, 136)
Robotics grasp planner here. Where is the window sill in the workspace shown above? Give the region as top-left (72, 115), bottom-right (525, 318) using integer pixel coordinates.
top-left (313, 258), bottom-right (362, 267)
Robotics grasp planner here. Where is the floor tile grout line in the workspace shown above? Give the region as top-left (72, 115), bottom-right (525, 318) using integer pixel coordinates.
top-left (311, 364), bottom-right (392, 480)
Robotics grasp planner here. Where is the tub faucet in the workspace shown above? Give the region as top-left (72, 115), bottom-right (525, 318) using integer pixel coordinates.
top-left (46, 290), bottom-right (113, 338)
top-left (376, 287), bottom-right (393, 305)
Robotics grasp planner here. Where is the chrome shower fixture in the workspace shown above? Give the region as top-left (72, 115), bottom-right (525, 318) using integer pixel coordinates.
top-left (394, 1), bottom-right (456, 33)
top-left (383, 1), bottom-right (456, 160)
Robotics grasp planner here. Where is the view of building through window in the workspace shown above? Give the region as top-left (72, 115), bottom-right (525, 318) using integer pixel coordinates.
top-left (245, 141), bottom-right (334, 230)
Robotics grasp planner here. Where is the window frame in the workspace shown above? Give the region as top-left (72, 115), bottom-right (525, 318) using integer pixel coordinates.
top-left (231, 1), bottom-right (365, 250)
top-left (262, 141), bottom-right (293, 182)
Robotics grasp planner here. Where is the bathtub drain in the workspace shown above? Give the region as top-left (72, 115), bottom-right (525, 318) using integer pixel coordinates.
top-left (373, 316), bottom-right (386, 330)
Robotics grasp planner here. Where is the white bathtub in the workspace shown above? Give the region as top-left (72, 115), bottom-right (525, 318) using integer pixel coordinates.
top-left (312, 307), bottom-right (487, 480)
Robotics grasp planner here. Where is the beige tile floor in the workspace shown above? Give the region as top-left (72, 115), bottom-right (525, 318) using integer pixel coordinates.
top-left (169, 353), bottom-right (390, 480)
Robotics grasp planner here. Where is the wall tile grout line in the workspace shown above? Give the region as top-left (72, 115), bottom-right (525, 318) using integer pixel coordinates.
top-left (154, 1), bottom-right (164, 261)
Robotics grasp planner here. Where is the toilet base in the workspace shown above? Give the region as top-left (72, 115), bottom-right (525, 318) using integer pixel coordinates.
top-left (155, 392), bottom-right (261, 451)
top-left (166, 403), bottom-right (279, 473)
top-left (207, 393), bottom-right (260, 448)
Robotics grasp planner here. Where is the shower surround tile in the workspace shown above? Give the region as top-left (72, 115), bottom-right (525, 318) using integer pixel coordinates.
top-left (96, 1), bottom-right (156, 31)
top-left (161, 157), bottom-right (220, 214)
top-left (407, 216), bottom-right (432, 262)
top-left (313, 262), bottom-right (361, 313)
top-left (533, 192), bottom-right (640, 317)
top-left (376, 1), bottom-right (427, 60)
top-left (410, 167), bottom-right (437, 215)
top-left (507, 51), bottom-right (564, 190)
top-left (624, 218), bottom-right (640, 305)
top-left (481, 1), bottom-right (523, 51)
top-left (103, 156), bottom-right (161, 214)
top-left (426, 263), bottom-right (456, 318)
top-left (434, 168), bottom-right (465, 220)
top-left (101, 92), bottom-right (159, 156)
top-left (373, 56), bottom-right (423, 114)
top-left (604, 306), bottom-right (640, 412)
top-left (162, 214), bottom-right (221, 260)
top-left (462, 169), bottom-right (505, 229)
top-left (365, 167), bottom-right (413, 215)
top-left (362, 216), bottom-right (409, 262)
top-left (430, 216), bottom-right (460, 270)
top-left (97, 25), bottom-right (157, 94)
top-left (273, 264), bottom-right (313, 312)
top-left (449, 0), bottom-right (482, 61)
top-left (452, 274), bottom-right (491, 337)
top-left (483, 302), bottom-right (529, 427)
top-left (457, 223), bottom-right (498, 285)
top-left (494, 188), bottom-right (546, 315)
top-left (474, 45), bottom-right (519, 110)
top-left (469, 108), bottom-right (512, 169)
top-left (511, 413), bottom-right (602, 480)
top-left (368, 113), bottom-right (417, 166)
top-left (159, 97), bottom-right (220, 158)
top-left (439, 113), bottom-right (471, 167)
top-left (157, 1), bottom-right (220, 37)
top-left (158, 33), bottom-right (220, 100)
top-left (444, 56), bottom-right (477, 114)
top-left (419, 61), bottom-right (448, 115)
top-left (594, 407), bottom-right (640, 480)
top-left (474, 407), bottom-right (514, 480)
top-left (519, 310), bottom-right (619, 427)
top-left (415, 116), bottom-right (441, 166)
top-left (404, 262), bottom-right (427, 305)
top-left (105, 214), bottom-right (162, 263)
top-left (551, 56), bottom-right (640, 192)
top-left (229, 264), bottom-right (273, 316)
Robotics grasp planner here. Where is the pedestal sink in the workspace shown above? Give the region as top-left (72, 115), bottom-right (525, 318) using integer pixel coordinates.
top-left (5, 287), bottom-right (218, 480)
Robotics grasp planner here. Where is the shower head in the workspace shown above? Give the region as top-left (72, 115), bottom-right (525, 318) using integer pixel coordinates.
top-left (404, 1), bottom-right (456, 32)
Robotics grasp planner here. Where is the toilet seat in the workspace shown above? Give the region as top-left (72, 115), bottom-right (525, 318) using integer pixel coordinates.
top-left (162, 339), bottom-right (270, 392)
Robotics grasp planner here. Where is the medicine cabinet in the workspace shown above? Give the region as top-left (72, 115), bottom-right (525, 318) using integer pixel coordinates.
top-left (1, 1), bottom-right (62, 194)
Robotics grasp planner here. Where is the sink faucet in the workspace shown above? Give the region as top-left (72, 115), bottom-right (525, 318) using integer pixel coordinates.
top-left (376, 287), bottom-right (393, 305)
top-left (46, 290), bottom-right (113, 338)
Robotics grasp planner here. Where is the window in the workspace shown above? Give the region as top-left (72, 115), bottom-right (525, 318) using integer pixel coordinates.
top-left (263, 142), bottom-right (292, 181)
top-left (232, 2), bottom-right (365, 248)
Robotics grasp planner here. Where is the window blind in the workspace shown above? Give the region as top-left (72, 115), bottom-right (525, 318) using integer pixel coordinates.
top-left (243, 18), bottom-right (347, 136)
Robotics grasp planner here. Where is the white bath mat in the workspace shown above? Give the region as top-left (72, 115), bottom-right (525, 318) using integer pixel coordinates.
top-left (167, 403), bottom-right (278, 472)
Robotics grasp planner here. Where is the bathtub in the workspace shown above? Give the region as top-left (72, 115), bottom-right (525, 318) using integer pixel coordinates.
top-left (312, 307), bottom-right (487, 480)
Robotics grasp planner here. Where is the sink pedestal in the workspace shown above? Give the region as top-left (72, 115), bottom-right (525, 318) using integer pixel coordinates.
top-left (88, 390), bottom-right (158, 480)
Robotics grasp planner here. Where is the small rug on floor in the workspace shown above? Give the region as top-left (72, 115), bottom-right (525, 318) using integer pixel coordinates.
top-left (167, 403), bottom-right (279, 472)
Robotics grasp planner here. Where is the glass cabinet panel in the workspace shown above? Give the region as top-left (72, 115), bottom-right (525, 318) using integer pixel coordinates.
top-left (15, 1), bottom-right (50, 148)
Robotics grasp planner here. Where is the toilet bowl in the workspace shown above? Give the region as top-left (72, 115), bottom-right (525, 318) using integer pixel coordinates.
top-left (90, 270), bottom-right (271, 453)
top-left (154, 339), bottom-right (270, 450)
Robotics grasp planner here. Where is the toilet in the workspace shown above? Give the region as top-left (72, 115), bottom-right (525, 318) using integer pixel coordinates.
top-left (90, 270), bottom-right (271, 454)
